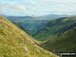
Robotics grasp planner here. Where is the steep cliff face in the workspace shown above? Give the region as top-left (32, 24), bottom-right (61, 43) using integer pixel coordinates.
top-left (0, 15), bottom-right (58, 57)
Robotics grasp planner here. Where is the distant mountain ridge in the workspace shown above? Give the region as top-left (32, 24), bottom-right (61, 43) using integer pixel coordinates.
top-left (7, 16), bottom-right (33, 21)
top-left (6, 14), bottom-right (70, 20)
top-left (38, 14), bottom-right (70, 19)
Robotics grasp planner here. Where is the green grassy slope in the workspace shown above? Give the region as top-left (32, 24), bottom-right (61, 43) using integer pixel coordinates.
top-left (41, 27), bottom-right (76, 55)
top-left (34, 16), bottom-right (76, 41)
top-left (0, 15), bottom-right (58, 57)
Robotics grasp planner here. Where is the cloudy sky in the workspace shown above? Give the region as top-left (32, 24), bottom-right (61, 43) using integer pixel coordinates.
top-left (0, 0), bottom-right (76, 16)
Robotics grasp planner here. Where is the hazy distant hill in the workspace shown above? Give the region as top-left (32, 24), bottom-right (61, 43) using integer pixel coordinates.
top-left (7, 14), bottom-right (70, 20)
top-left (34, 16), bottom-right (76, 41)
top-left (7, 16), bottom-right (33, 21)
top-left (0, 15), bottom-right (58, 57)
top-left (39, 14), bottom-right (70, 19)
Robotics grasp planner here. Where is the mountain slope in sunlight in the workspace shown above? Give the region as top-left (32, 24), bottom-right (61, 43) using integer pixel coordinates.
top-left (0, 15), bottom-right (58, 57)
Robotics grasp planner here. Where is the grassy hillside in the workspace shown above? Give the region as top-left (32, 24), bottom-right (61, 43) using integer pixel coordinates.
top-left (40, 27), bottom-right (76, 55)
top-left (0, 15), bottom-right (58, 57)
top-left (34, 16), bottom-right (76, 41)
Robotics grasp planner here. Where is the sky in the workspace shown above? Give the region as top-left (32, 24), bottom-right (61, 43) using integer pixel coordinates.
top-left (0, 0), bottom-right (76, 16)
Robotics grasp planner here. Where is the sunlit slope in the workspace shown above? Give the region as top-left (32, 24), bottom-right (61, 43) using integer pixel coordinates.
top-left (0, 15), bottom-right (58, 57)
top-left (34, 16), bottom-right (76, 41)
top-left (41, 27), bottom-right (76, 54)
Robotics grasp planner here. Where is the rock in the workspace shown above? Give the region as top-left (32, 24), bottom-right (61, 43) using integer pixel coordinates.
top-left (29, 40), bottom-right (35, 45)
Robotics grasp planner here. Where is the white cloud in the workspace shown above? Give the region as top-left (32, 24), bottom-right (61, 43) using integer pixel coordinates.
top-left (0, 0), bottom-right (76, 16)
top-left (0, 2), bottom-right (29, 16)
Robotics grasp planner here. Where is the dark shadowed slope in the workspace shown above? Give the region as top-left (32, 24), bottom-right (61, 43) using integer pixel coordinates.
top-left (41, 27), bottom-right (76, 55)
